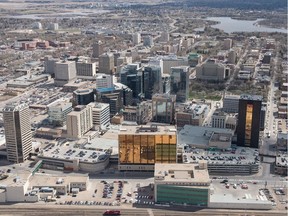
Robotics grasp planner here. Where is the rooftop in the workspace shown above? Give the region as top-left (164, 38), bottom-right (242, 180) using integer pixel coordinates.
top-left (240, 94), bottom-right (263, 101)
top-left (119, 125), bottom-right (176, 135)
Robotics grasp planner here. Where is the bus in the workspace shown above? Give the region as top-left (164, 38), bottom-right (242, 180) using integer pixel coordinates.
top-left (103, 210), bottom-right (121, 215)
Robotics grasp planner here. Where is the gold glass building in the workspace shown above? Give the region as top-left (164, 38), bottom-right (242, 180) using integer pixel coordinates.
top-left (118, 125), bottom-right (177, 171)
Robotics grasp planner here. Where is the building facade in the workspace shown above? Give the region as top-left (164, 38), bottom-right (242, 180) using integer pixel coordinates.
top-left (152, 94), bottom-right (176, 124)
top-left (3, 103), bottom-right (32, 163)
top-left (92, 41), bottom-right (103, 58)
top-left (222, 94), bottom-right (240, 113)
top-left (99, 53), bottom-right (114, 75)
top-left (118, 125), bottom-right (177, 171)
top-left (88, 102), bottom-right (110, 127)
top-left (170, 66), bottom-right (189, 102)
top-left (76, 62), bottom-right (96, 77)
top-left (196, 59), bottom-right (227, 82)
top-left (54, 61), bottom-right (77, 86)
top-left (237, 94), bottom-right (262, 148)
top-left (73, 89), bottom-right (95, 106)
top-left (48, 101), bottom-right (72, 126)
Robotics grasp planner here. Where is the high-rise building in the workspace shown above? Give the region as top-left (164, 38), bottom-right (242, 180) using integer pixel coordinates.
top-left (196, 59), bottom-right (227, 81)
top-left (143, 35), bottom-right (154, 47)
top-left (88, 102), bottom-right (110, 127)
top-left (161, 74), bottom-right (171, 94)
top-left (76, 62), bottom-right (96, 77)
top-left (223, 38), bottom-right (232, 50)
top-left (228, 49), bottom-right (236, 64)
top-left (44, 56), bottom-right (58, 75)
top-left (152, 94), bottom-right (176, 124)
top-left (132, 33), bottom-right (141, 45)
top-left (223, 94), bottom-right (240, 113)
top-left (54, 60), bottom-right (77, 86)
top-left (92, 41), bottom-right (103, 58)
top-left (160, 32), bottom-right (169, 43)
top-left (143, 65), bottom-right (162, 99)
top-left (95, 73), bottom-right (113, 89)
top-left (170, 66), bottom-right (189, 102)
top-left (262, 52), bottom-right (272, 64)
top-left (48, 100), bottom-right (72, 126)
top-left (99, 53), bottom-right (114, 75)
top-left (3, 103), bottom-right (32, 163)
top-left (66, 105), bottom-right (93, 139)
top-left (118, 125), bottom-right (177, 171)
top-left (237, 94), bottom-right (262, 148)
top-left (73, 89), bottom-right (95, 106)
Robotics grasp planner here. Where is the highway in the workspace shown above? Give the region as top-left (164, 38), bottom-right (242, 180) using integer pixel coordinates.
top-left (0, 206), bottom-right (286, 216)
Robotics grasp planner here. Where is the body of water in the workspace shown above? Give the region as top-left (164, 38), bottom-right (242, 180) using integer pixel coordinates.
top-left (195, 17), bottom-right (287, 34)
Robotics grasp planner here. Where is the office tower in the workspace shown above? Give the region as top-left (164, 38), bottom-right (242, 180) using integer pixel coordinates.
top-left (152, 93), bottom-right (176, 124)
top-left (73, 89), bottom-right (94, 106)
top-left (92, 41), bottom-right (103, 58)
top-left (162, 55), bottom-right (188, 74)
top-left (95, 73), bottom-right (113, 89)
top-left (120, 63), bottom-right (143, 99)
top-left (228, 49), bottom-right (236, 64)
top-left (170, 66), bottom-right (189, 102)
top-left (222, 94), bottom-right (240, 113)
top-left (118, 125), bottom-right (177, 171)
top-left (160, 31), bottom-right (169, 43)
top-left (48, 101), bottom-right (72, 126)
top-left (262, 52), bottom-right (272, 64)
top-left (3, 103), bottom-right (32, 163)
top-left (211, 109), bottom-right (228, 128)
top-left (54, 60), bottom-right (77, 86)
top-left (196, 59), bottom-right (227, 81)
top-left (143, 65), bottom-right (162, 99)
top-left (88, 102), bottom-right (110, 127)
top-left (66, 105), bottom-right (93, 139)
top-left (44, 56), bottom-right (58, 75)
top-left (99, 53), bottom-right (114, 75)
top-left (143, 35), bottom-right (154, 47)
top-left (76, 62), bottom-right (96, 77)
top-left (188, 53), bottom-right (202, 67)
top-left (237, 94), bottom-right (262, 148)
top-left (132, 33), bottom-right (141, 45)
top-left (223, 38), bottom-right (232, 50)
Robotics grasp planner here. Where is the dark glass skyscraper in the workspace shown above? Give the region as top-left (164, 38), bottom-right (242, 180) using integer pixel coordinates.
top-left (170, 66), bottom-right (189, 102)
top-left (237, 94), bottom-right (262, 148)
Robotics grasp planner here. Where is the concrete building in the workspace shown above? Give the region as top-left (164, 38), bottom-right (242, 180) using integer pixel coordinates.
top-left (3, 103), bottom-right (32, 163)
top-left (196, 59), bottom-right (228, 82)
top-left (228, 49), bottom-right (236, 64)
top-left (152, 94), bottom-right (176, 124)
top-left (161, 74), bottom-right (171, 94)
top-left (176, 103), bottom-right (209, 128)
top-left (92, 41), bottom-right (103, 58)
top-left (143, 35), bottom-right (154, 47)
top-left (223, 38), bottom-right (232, 50)
top-left (222, 94), bottom-right (240, 113)
top-left (162, 55), bottom-right (189, 74)
top-left (44, 57), bottom-right (58, 74)
top-left (95, 73), bottom-right (113, 89)
top-left (132, 33), bottom-right (141, 45)
top-left (274, 154), bottom-right (288, 176)
top-left (66, 105), bottom-right (93, 139)
top-left (188, 53), bottom-right (202, 67)
top-left (76, 62), bottom-right (96, 77)
top-left (237, 94), bottom-right (262, 148)
top-left (170, 66), bottom-right (189, 102)
top-left (118, 125), bottom-right (177, 171)
top-left (73, 89), bottom-right (94, 106)
top-left (159, 32), bottom-right (169, 43)
top-left (88, 102), bottom-right (110, 128)
top-left (48, 101), bottom-right (72, 126)
top-left (54, 61), bottom-right (77, 86)
top-left (99, 53), bottom-right (114, 75)
top-left (122, 101), bottom-right (152, 125)
top-left (154, 163), bottom-right (210, 206)
top-left (211, 109), bottom-right (228, 128)
top-left (47, 23), bottom-right (59, 31)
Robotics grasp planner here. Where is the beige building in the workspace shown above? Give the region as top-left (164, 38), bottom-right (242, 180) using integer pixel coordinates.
top-left (99, 53), bottom-right (114, 75)
top-left (88, 102), bottom-right (110, 127)
top-left (196, 59), bottom-right (227, 81)
top-left (54, 60), bottom-right (77, 86)
top-left (66, 105), bottom-right (93, 139)
top-left (223, 38), bottom-right (232, 50)
top-left (3, 103), bottom-right (32, 163)
top-left (92, 41), bottom-right (103, 58)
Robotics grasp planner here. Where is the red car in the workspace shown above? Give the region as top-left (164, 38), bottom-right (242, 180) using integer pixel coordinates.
top-left (103, 210), bottom-right (121, 215)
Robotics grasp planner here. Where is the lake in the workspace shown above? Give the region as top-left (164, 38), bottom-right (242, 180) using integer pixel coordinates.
top-left (195, 17), bottom-right (287, 34)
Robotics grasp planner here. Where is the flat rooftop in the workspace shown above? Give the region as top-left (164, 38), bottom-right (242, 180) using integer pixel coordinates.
top-left (183, 147), bottom-right (259, 166)
top-left (119, 125), bottom-right (177, 135)
top-left (154, 163), bottom-right (210, 184)
top-left (178, 125), bottom-right (233, 148)
top-left (240, 94), bottom-right (263, 101)
top-left (275, 153), bottom-right (288, 167)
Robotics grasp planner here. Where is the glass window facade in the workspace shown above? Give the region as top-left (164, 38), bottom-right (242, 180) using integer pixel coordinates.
top-left (119, 134), bottom-right (177, 165)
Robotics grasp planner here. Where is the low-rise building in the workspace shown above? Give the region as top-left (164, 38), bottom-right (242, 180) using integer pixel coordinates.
top-left (274, 154), bottom-right (288, 176)
top-left (48, 100), bottom-right (72, 126)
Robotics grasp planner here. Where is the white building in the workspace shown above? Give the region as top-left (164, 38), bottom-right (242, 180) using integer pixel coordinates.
top-left (76, 62), bottom-right (96, 77)
top-left (48, 100), bottom-right (72, 126)
top-left (66, 105), bottom-right (93, 139)
top-left (223, 38), bottom-right (232, 50)
top-left (54, 61), bottom-right (77, 86)
top-left (95, 73), bottom-right (113, 88)
top-left (88, 102), bottom-right (110, 127)
top-left (3, 103), bottom-right (32, 163)
top-left (132, 33), bottom-right (141, 45)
